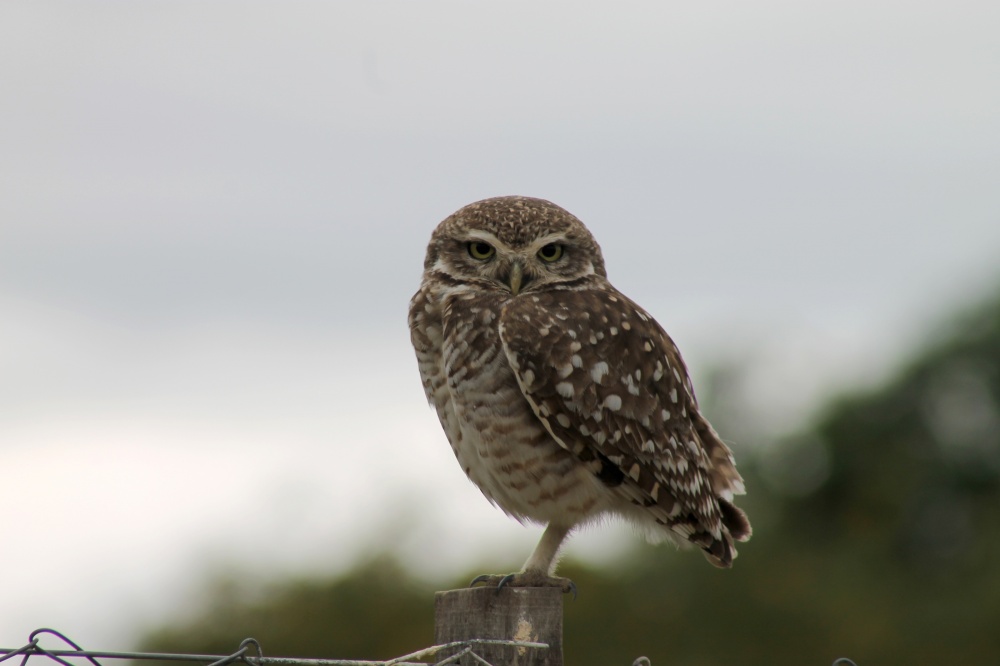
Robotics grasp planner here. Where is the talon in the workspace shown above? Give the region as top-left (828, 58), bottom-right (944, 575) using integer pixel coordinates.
top-left (468, 572), bottom-right (576, 596)
top-left (496, 573), bottom-right (516, 592)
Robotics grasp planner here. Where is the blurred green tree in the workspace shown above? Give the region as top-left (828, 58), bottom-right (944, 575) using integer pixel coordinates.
top-left (138, 288), bottom-right (1000, 665)
top-left (140, 555), bottom-right (433, 662)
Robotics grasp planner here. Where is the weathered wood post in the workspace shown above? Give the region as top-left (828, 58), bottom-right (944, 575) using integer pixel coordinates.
top-left (434, 587), bottom-right (563, 666)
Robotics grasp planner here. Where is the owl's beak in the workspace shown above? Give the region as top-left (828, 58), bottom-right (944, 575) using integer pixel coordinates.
top-left (507, 261), bottom-right (524, 295)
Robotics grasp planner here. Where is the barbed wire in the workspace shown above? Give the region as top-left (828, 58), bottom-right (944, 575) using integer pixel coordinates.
top-left (0, 629), bottom-right (550, 666)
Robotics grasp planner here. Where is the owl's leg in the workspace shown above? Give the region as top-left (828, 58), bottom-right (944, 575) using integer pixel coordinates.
top-left (522, 522), bottom-right (571, 575)
top-left (470, 523), bottom-right (577, 596)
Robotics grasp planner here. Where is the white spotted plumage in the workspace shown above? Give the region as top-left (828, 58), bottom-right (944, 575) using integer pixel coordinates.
top-left (408, 196), bottom-right (751, 585)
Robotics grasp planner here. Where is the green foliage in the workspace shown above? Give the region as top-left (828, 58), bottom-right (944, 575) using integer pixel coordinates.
top-left (138, 291), bottom-right (1000, 665)
top-left (140, 556), bottom-right (433, 661)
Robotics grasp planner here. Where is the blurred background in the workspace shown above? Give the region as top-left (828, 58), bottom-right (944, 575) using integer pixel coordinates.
top-left (2, 1), bottom-right (999, 664)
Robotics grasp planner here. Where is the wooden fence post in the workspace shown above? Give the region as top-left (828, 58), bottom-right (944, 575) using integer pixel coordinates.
top-left (434, 587), bottom-right (563, 666)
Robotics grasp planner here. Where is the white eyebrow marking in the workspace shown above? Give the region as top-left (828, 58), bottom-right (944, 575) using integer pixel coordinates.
top-left (526, 233), bottom-right (570, 252)
top-left (462, 229), bottom-right (507, 248)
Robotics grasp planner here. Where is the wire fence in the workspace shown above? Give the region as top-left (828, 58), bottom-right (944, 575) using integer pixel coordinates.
top-left (0, 628), bottom-right (556, 666)
top-left (1, 628), bottom-right (858, 666)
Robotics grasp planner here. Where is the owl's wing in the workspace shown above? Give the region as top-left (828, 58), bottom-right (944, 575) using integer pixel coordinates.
top-left (408, 284), bottom-right (463, 446)
top-left (498, 286), bottom-right (750, 567)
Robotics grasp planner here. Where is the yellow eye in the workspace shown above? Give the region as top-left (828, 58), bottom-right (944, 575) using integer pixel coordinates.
top-left (537, 243), bottom-right (564, 262)
top-left (467, 241), bottom-right (495, 260)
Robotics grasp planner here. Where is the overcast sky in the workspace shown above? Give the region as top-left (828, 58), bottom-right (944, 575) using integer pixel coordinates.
top-left (2, 0), bottom-right (999, 652)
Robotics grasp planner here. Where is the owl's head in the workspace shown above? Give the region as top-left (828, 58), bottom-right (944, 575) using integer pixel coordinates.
top-left (424, 196), bottom-right (607, 295)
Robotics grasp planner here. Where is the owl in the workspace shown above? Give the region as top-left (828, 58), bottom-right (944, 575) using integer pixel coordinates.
top-left (409, 196), bottom-right (750, 591)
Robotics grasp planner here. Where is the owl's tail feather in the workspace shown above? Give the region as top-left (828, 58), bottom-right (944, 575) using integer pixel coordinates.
top-left (696, 533), bottom-right (735, 568)
top-left (693, 499), bottom-right (752, 568)
top-left (719, 497), bottom-right (752, 542)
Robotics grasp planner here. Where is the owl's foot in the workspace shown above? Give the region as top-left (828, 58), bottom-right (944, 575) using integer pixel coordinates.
top-left (469, 573), bottom-right (577, 599)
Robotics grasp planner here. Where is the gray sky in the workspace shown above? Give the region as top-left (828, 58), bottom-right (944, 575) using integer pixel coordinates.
top-left (2, 0), bottom-right (999, 650)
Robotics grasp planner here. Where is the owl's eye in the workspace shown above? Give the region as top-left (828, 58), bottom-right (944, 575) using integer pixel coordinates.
top-left (537, 243), bottom-right (564, 262)
top-left (467, 241), bottom-right (496, 260)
